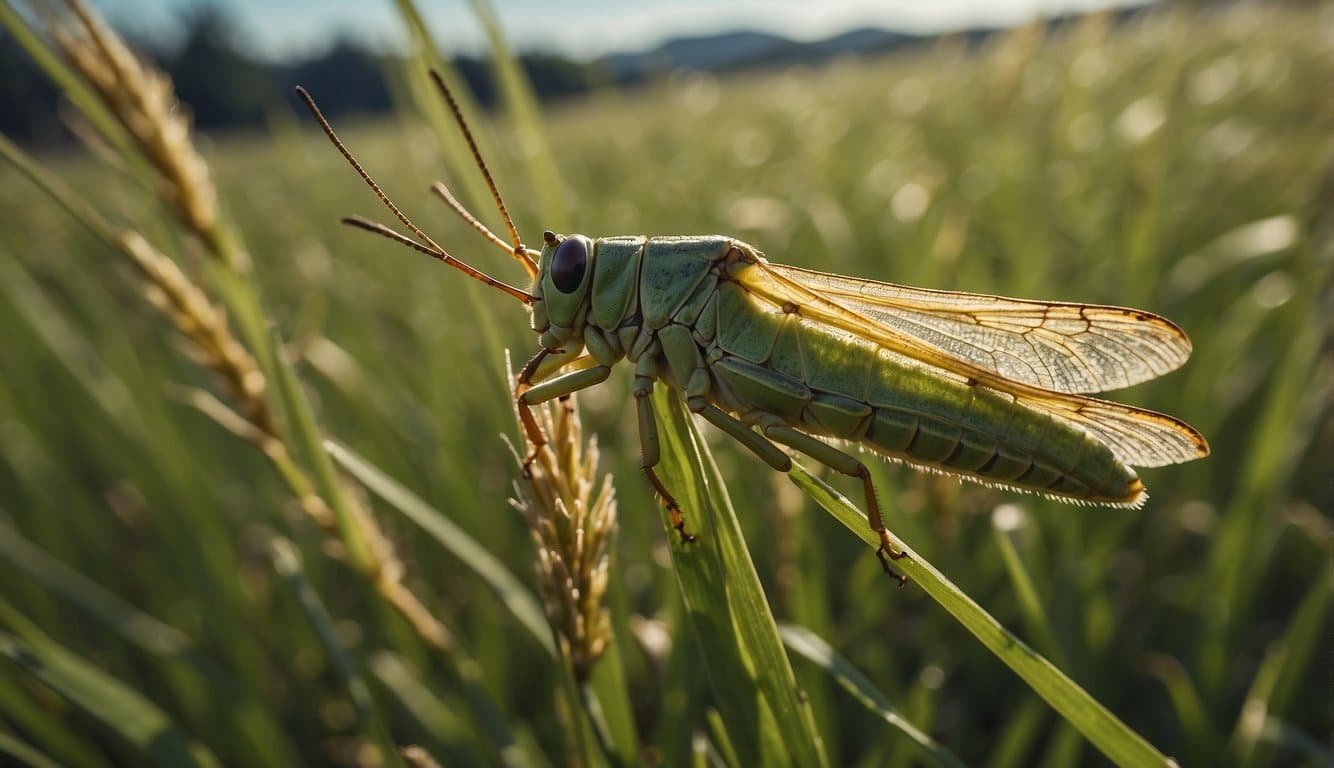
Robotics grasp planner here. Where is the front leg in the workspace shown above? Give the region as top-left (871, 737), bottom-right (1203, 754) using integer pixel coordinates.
top-left (514, 349), bottom-right (551, 472)
top-left (515, 347), bottom-right (607, 472)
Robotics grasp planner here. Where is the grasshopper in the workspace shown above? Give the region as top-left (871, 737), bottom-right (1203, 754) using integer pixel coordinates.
top-left (297, 74), bottom-right (1208, 580)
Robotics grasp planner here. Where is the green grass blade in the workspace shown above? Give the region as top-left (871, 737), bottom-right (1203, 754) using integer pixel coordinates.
top-left (0, 671), bottom-right (113, 768)
top-left (581, 622), bottom-right (641, 764)
top-left (324, 439), bottom-right (555, 657)
top-left (325, 440), bottom-right (629, 766)
top-left (267, 330), bottom-right (374, 570)
top-left (985, 699), bottom-right (1046, 768)
top-left (0, 731), bottom-right (63, 768)
top-left (779, 623), bottom-right (964, 768)
top-left (991, 507), bottom-right (1063, 663)
top-left (0, 256), bottom-right (139, 439)
top-left (0, 523), bottom-right (191, 656)
top-left (704, 708), bottom-right (742, 768)
top-left (469, 0), bottom-right (568, 230)
top-left (0, 524), bottom-right (299, 767)
top-left (788, 464), bottom-right (1177, 768)
top-left (1252, 719), bottom-right (1329, 763)
top-left (650, 385), bottom-right (828, 768)
top-left (1145, 655), bottom-right (1219, 766)
top-left (370, 650), bottom-right (539, 768)
top-left (368, 651), bottom-right (469, 745)
top-left (269, 538), bottom-right (404, 768)
top-left (390, 0), bottom-right (503, 225)
top-left (1231, 558), bottom-right (1331, 768)
top-left (0, 609), bottom-right (221, 768)
top-left (266, 462), bottom-right (533, 768)
top-left (1261, 558), bottom-right (1331, 733)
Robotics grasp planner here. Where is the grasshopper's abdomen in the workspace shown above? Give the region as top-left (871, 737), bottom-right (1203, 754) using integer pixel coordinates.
top-left (703, 279), bottom-right (1143, 505)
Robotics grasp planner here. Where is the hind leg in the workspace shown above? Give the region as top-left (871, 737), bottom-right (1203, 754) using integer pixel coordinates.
top-left (763, 425), bottom-right (908, 585)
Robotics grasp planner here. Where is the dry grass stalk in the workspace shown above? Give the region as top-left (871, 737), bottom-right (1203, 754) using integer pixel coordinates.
top-left (118, 230), bottom-right (452, 650)
top-left (510, 394), bottom-right (617, 680)
top-left (47, 0), bottom-right (229, 264)
top-left (124, 223), bottom-right (450, 649)
top-left (12, 1), bottom-right (456, 655)
top-left (110, 228), bottom-right (344, 539)
top-left (119, 231), bottom-right (273, 435)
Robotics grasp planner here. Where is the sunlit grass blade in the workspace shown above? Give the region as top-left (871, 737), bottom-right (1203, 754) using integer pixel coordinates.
top-left (788, 464), bottom-right (1177, 767)
top-left (0, 670), bottom-right (112, 768)
top-left (269, 538), bottom-right (404, 768)
top-left (0, 255), bottom-right (138, 438)
top-left (581, 623), bottom-right (640, 764)
top-left (268, 330), bottom-right (374, 570)
top-left (705, 708), bottom-right (742, 768)
top-left (367, 651), bottom-right (470, 749)
top-left (990, 505), bottom-right (1063, 663)
top-left (1145, 654), bottom-right (1218, 766)
top-left (319, 447), bottom-right (542, 768)
top-left (325, 437), bottom-right (621, 768)
top-left (469, 0), bottom-right (568, 230)
top-left (0, 731), bottom-right (62, 768)
top-left (0, 523), bottom-right (194, 656)
top-left (0, 523), bottom-right (298, 766)
top-left (779, 623), bottom-right (964, 768)
top-left (390, 0), bottom-right (502, 227)
top-left (1258, 557), bottom-right (1330, 734)
top-left (986, 698), bottom-right (1046, 768)
top-left (651, 384), bottom-right (828, 768)
top-left (0, 602), bottom-right (222, 768)
top-left (1230, 559), bottom-right (1331, 768)
top-left (1198, 255), bottom-right (1330, 695)
top-left (325, 438), bottom-right (554, 657)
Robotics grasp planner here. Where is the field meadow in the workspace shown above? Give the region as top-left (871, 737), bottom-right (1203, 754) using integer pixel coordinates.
top-left (0, 2), bottom-right (1330, 766)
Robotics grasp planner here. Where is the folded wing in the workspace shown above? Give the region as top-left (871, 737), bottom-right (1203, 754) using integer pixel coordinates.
top-left (766, 263), bottom-right (1191, 394)
top-left (738, 260), bottom-right (1208, 467)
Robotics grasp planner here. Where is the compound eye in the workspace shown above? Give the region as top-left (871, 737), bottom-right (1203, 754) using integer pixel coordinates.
top-left (551, 236), bottom-right (588, 294)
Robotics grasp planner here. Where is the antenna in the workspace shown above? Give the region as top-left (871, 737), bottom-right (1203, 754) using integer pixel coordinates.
top-left (428, 70), bottom-right (539, 279)
top-left (295, 85), bottom-right (532, 305)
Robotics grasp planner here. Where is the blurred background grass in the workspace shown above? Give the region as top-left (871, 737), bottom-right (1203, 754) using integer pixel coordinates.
top-left (0, 2), bottom-right (1330, 766)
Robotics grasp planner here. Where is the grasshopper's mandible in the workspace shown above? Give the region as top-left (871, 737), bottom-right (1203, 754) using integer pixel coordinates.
top-left (297, 74), bottom-right (1208, 582)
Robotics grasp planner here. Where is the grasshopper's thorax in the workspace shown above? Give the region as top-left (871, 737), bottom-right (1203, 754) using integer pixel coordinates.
top-left (530, 231), bottom-right (595, 349)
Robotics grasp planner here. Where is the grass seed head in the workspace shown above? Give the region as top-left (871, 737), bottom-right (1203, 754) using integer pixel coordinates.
top-left (510, 394), bottom-right (617, 680)
top-left (50, 0), bottom-right (219, 250)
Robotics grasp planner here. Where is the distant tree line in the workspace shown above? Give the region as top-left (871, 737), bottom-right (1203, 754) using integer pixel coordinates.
top-left (1, 9), bottom-right (600, 145)
top-left (3, 3), bottom-right (1182, 146)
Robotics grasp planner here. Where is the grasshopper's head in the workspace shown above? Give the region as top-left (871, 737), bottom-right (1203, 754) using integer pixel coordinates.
top-left (530, 230), bottom-right (595, 348)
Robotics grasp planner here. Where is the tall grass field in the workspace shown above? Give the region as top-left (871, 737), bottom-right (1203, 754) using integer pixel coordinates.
top-left (0, 3), bottom-right (1329, 766)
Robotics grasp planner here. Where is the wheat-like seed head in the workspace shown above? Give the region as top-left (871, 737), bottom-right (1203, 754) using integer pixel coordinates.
top-left (6, 2), bottom-right (458, 660)
top-left (121, 226), bottom-right (451, 651)
top-left (50, 0), bottom-right (219, 253)
top-left (511, 395), bottom-right (617, 681)
top-left (117, 230), bottom-right (273, 436)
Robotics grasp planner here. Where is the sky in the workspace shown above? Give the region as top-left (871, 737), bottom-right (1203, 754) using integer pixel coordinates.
top-left (90, 0), bottom-right (1153, 62)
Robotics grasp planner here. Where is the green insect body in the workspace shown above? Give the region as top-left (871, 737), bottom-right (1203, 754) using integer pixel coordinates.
top-left (297, 74), bottom-right (1206, 579)
top-left (523, 234), bottom-right (1140, 510)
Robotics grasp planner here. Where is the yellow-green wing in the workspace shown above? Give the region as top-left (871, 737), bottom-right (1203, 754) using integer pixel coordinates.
top-left (765, 263), bottom-right (1191, 394)
top-left (738, 259), bottom-right (1208, 467)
